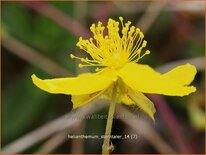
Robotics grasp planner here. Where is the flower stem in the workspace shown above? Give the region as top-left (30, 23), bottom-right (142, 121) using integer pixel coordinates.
top-left (102, 85), bottom-right (117, 154)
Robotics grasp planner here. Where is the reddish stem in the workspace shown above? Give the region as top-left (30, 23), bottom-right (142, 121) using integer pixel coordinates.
top-left (22, 1), bottom-right (91, 38)
top-left (148, 94), bottom-right (194, 153)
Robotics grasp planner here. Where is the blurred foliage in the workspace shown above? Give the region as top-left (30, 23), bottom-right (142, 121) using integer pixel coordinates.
top-left (187, 92), bottom-right (205, 131)
top-left (1, 1), bottom-right (205, 154)
top-left (2, 2), bottom-right (76, 146)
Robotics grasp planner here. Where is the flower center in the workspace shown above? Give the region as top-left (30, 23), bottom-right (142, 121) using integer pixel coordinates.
top-left (70, 17), bottom-right (150, 71)
top-left (102, 52), bottom-right (128, 69)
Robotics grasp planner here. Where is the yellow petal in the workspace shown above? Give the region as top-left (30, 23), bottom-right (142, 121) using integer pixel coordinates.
top-left (127, 87), bottom-right (156, 120)
top-left (118, 63), bottom-right (196, 96)
top-left (97, 68), bottom-right (118, 81)
top-left (120, 94), bottom-right (134, 105)
top-left (162, 63), bottom-right (197, 85)
top-left (98, 81), bottom-right (134, 105)
top-left (31, 73), bottom-right (113, 95)
top-left (72, 90), bottom-right (104, 109)
top-left (100, 86), bottom-right (134, 105)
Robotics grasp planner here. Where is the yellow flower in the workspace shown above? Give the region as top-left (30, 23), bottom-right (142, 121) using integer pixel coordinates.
top-left (32, 17), bottom-right (197, 120)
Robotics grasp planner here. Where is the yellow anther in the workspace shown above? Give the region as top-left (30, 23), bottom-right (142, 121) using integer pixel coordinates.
top-left (89, 38), bottom-right (93, 42)
top-left (70, 54), bottom-right (75, 59)
top-left (78, 64), bottom-right (84, 68)
top-left (76, 42), bottom-right (80, 47)
top-left (130, 26), bottom-right (135, 30)
top-left (95, 68), bottom-right (100, 72)
top-left (74, 17), bottom-right (150, 69)
top-left (119, 16), bottom-right (123, 21)
top-left (115, 22), bottom-right (119, 26)
top-left (79, 37), bottom-right (83, 41)
top-left (108, 18), bottom-right (113, 22)
top-left (145, 50), bottom-right (150, 55)
top-left (140, 32), bottom-right (144, 38)
top-left (90, 24), bottom-right (95, 32)
top-left (136, 28), bottom-right (140, 33)
top-left (142, 40), bottom-right (147, 47)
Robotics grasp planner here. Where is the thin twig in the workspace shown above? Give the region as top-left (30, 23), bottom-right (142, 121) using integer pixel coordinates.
top-left (73, 1), bottom-right (89, 74)
top-left (112, 2), bottom-right (147, 14)
top-left (23, 2), bottom-right (90, 38)
top-left (115, 105), bottom-right (176, 154)
top-left (148, 94), bottom-right (194, 153)
top-left (1, 99), bottom-right (108, 154)
top-left (90, 2), bottom-right (113, 24)
top-left (168, 1), bottom-right (205, 13)
top-left (70, 121), bottom-right (85, 154)
top-left (136, 1), bottom-right (167, 33)
top-left (113, 1), bottom-right (204, 14)
top-left (2, 33), bottom-right (69, 77)
top-left (156, 57), bottom-right (205, 73)
top-left (35, 129), bottom-right (68, 154)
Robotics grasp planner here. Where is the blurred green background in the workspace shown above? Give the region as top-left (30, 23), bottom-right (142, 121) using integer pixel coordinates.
top-left (1, 1), bottom-right (205, 154)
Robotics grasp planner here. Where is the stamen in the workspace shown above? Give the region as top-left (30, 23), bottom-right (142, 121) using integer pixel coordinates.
top-left (95, 67), bottom-right (104, 72)
top-left (78, 63), bottom-right (106, 68)
top-left (70, 54), bottom-right (75, 59)
top-left (95, 68), bottom-right (100, 72)
top-left (73, 17), bottom-right (150, 70)
top-left (78, 64), bottom-right (84, 68)
top-left (133, 50), bottom-right (151, 62)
